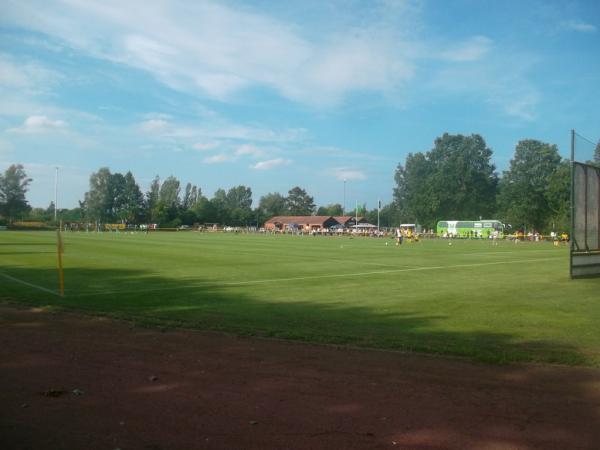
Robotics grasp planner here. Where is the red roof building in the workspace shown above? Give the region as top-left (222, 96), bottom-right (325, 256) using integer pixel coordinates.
top-left (333, 216), bottom-right (367, 227)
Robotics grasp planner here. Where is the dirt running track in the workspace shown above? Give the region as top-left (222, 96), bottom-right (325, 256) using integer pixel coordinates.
top-left (1, 306), bottom-right (599, 450)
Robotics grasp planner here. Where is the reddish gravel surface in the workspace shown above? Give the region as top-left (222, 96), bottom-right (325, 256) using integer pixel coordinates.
top-left (1, 305), bottom-right (600, 450)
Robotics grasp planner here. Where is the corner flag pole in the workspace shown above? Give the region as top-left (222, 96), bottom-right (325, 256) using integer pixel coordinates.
top-left (56, 220), bottom-right (65, 296)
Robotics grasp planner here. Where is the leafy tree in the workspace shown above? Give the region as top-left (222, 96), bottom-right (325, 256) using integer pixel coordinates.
top-left (285, 186), bottom-right (315, 215)
top-left (109, 172), bottom-right (127, 220)
top-left (226, 185), bottom-right (253, 226)
top-left (258, 192), bottom-right (287, 218)
top-left (117, 172), bottom-right (144, 223)
top-left (0, 164), bottom-right (32, 222)
top-left (394, 152), bottom-right (431, 224)
top-left (146, 175), bottom-right (160, 222)
top-left (182, 182), bottom-right (200, 210)
top-left (159, 176), bottom-right (180, 207)
top-left (393, 134), bottom-right (498, 228)
top-left (82, 169), bottom-right (143, 223)
top-left (316, 203), bottom-right (343, 216)
top-left (545, 160), bottom-right (570, 231)
top-left (46, 201), bottom-right (56, 217)
top-left (193, 195), bottom-right (217, 224)
top-left (226, 185), bottom-right (252, 210)
top-left (378, 202), bottom-right (402, 228)
top-left (211, 189), bottom-right (229, 225)
top-left (497, 139), bottom-right (562, 231)
top-left (83, 167), bottom-right (113, 222)
top-left (427, 133), bottom-right (497, 220)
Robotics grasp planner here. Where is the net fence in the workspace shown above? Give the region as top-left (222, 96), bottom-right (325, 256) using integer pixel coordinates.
top-left (571, 131), bottom-right (600, 278)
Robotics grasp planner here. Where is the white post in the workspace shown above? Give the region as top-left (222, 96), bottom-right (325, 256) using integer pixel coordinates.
top-left (343, 179), bottom-right (346, 215)
top-left (54, 167), bottom-right (59, 222)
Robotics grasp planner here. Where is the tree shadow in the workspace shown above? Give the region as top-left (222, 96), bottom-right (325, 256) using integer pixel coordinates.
top-left (1, 265), bottom-right (599, 449)
top-left (0, 264), bottom-right (591, 365)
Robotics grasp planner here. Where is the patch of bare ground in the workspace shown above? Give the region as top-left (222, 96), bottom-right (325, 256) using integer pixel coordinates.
top-left (1, 305), bottom-right (599, 449)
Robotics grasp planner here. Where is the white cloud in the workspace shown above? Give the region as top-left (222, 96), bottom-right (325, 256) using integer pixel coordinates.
top-left (202, 153), bottom-right (234, 164)
top-left (1, 0), bottom-right (418, 106)
top-left (438, 36), bottom-right (492, 62)
top-left (9, 115), bottom-right (67, 133)
top-left (562, 20), bottom-right (597, 33)
top-left (428, 50), bottom-right (541, 121)
top-left (330, 167), bottom-right (367, 181)
top-left (140, 118), bottom-right (169, 133)
top-left (235, 144), bottom-right (265, 158)
top-left (0, 1), bottom-right (544, 119)
top-left (250, 158), bottom-right (291, 170)
top-left (192, 141), bottom-right (220, 151)
top-left (0, 53), bottom-right (60, 91)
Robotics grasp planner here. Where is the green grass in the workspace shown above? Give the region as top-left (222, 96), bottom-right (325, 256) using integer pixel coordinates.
top-left (1, 230), bottom-right (599, 366)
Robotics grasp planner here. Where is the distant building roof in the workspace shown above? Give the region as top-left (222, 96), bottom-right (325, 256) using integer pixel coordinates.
top-left (334, 216), bottom-right (367, 225)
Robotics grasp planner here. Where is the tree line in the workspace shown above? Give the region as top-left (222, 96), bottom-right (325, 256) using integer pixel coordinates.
top-left (393, 134), bottom-right (600, 232)
top-left (2, 133), bottom-right (599, 231)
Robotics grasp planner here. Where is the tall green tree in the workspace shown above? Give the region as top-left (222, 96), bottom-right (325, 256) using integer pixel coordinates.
top-left (159, 176), bottom-right (181, 207)
top-left (109, 172), bottom-right (127, 220)
top-left (316, 203), bottom-right (343, 216)
top-left (393, 134), bottom-right (497, 228)
top-left (285, 186), bottom-right (315, 215)
top-left (378, 202), bottom-right (402, 228)
top-left (394, 152), bottom-right (430, 224)
top-left (225, 185), bottom-right (253, 226)
top-left (183, 182), bottom-right (200, 210)
top-left (145, 175), bottom-right (160, 222)
top-left (83, 167), bottom-right (113, 222)
top-left (193, 195), bottom-right (217, 224)
top-left (116, 172), bottom-right (144, 223)
top-left (545, 160), bottom-right (570, 231)
top-left (258, 192), bottom-right (287, 218)
top-left (497, 139), bottom-right (562, 231)
top-left (211, 189), bottom-right (229, 225)
top-left (0, 164), bottom-right (32, 223)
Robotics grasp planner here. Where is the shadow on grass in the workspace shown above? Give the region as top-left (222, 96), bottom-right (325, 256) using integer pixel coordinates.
top-left (0, 264), bottom-right (590, 367)
top-left (1, 266), bottom-right (600, 449)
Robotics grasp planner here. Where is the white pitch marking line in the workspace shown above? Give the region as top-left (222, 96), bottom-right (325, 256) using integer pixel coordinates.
top-left (74, 256), bottom-right (560, 297)
top-left (0, 271), bottom-right (61, 296)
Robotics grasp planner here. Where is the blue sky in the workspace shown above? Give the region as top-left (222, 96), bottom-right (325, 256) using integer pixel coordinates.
top-left (1, 0), bottom-right (599, 209)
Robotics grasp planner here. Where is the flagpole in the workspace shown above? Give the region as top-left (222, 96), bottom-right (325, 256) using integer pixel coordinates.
top-left (343, 179), bottom-right (346, 215)
top-left (377, 199), bottom-right (380, 234)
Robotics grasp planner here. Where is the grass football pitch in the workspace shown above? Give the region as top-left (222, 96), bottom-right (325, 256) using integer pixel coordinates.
top-left (1, 231), bottom-right (599, 366)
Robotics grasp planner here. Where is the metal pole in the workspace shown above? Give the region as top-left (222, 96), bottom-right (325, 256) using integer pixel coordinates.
top-left (56, 220), bottom-right (64, 296)
top-left (570, 129), bottom-right (575, 278)
top-left (54, 167), bottom-right (58, 222)
top-left (343, 179), bottom-right (346, 215)
top-left (377, 200), bottom-right (380, 233)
